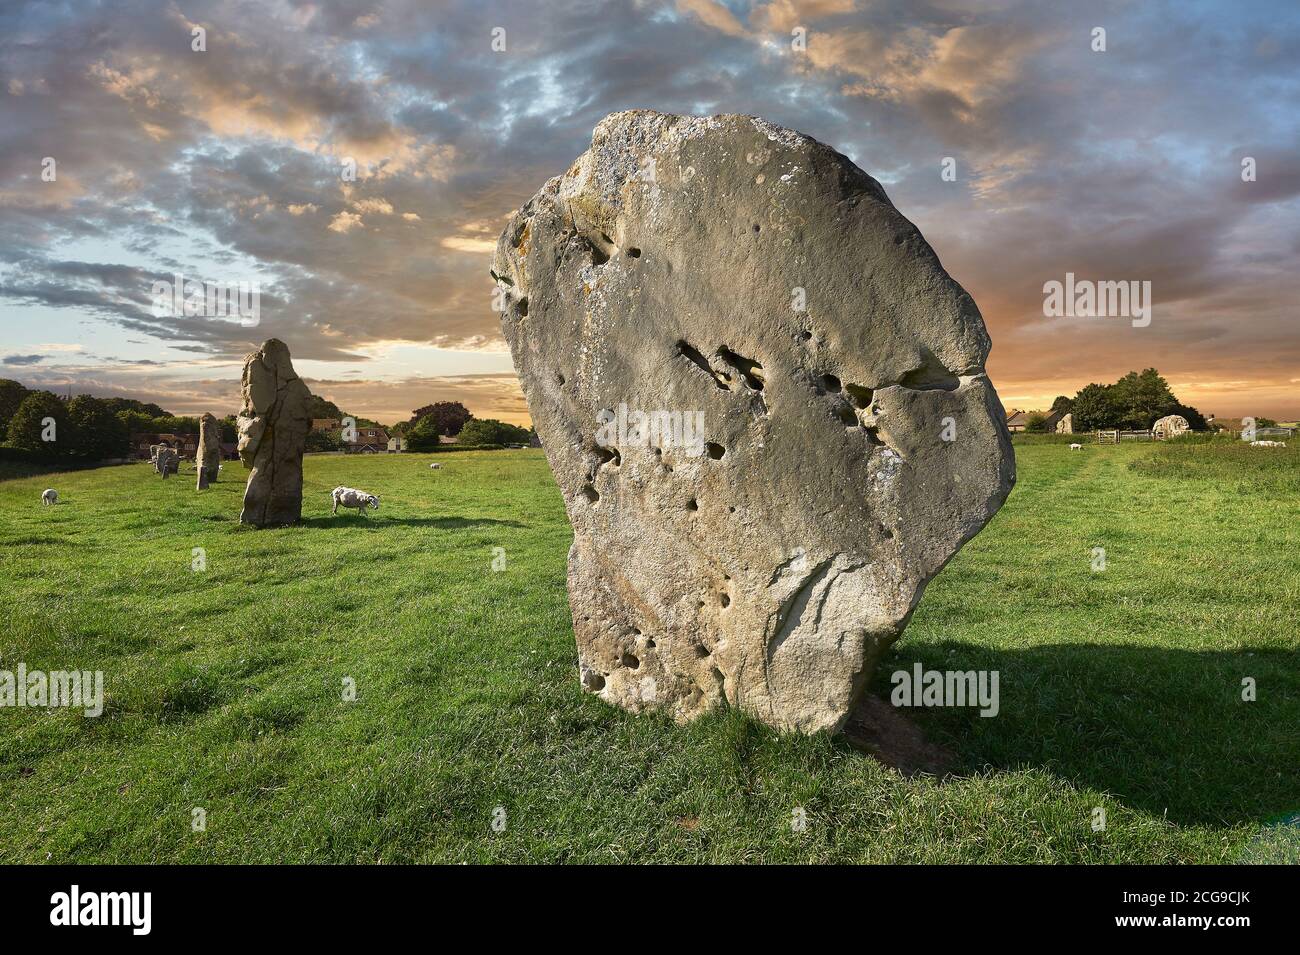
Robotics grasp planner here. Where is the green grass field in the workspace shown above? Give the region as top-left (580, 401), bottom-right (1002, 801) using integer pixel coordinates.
top-left (0, 442), bottom-right (1296, 863)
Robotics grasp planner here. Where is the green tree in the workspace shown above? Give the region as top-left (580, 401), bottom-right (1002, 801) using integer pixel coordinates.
top-left (408, 401), bottom-right (472, 437)
top-left (305, 429), bottom-right (340, 452)
top-left (1025, 412), bottom-right (1050, 433)
top-left (1110, 368), bottom-right (1176, 429)
top-left (405, 413), bottom-right (442, 451)
top-left (67, 394), bottom-right (129, 460)
top-left (0, 379), bottom-right (29, 435)
top-left (1049, 395), bottom-right (1074, 415)
top-left (6, 391), bottom-right (69, 455)
top-left (1070, 383), bottom-right (1116, 431)
top-left (459, 418), bottom-right (529, 446)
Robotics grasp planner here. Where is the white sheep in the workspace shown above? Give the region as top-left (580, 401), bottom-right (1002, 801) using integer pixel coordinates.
top-left (331, 485), bottom-right (380, 516)
top-left (1250, 440), bottom-right (1286, 448)
top-left (429, 463), bottom-right (441, 470)
top-left (1069, 443), bottom-right (1082, 451)
top-left (41, 488), bottom-right (58, 506)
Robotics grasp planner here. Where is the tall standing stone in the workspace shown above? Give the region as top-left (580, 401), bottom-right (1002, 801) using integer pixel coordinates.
top-left (237, 339), bottom-right (311, 527)
top-left (196, 412), bottom-right (221, 490)
top-left (493, 111), bottom-right (1015, 734)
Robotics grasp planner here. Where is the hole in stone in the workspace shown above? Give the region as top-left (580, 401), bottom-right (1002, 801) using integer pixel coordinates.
top-left (899, 349), bottom-right (961, 392)
top-left (844, 384), bottom-right (872, 409)
top-left (557, 372), bottom-right (566, 386)
top-left (836, 405), bottom-right (859, 427)
top-left (752, 223), bottom-right (761, 233)
top-left (595, 446), bottom-right (620, 468)
top-left (686, 498), bottom-right (699, 512)
top-left (580, 484), bottom-right (599, 504)
top-left (716, 347), bottom-right (765, 390)
top-left (801, 329), bottom-right (813, 342)
top-left (694, 644), bottom-right (710, 658)
top-left (626, 247), bottom-right (641, 258)
top-left (720, 593), bottom-right (731, 608)
top-left (621, 653), bottom-right (640, 669)
top-left (728, 505), bottom-right (736, 513)
top-left (676, 340), bottom-right (730, 390)
top-left (516, 296), bottom-right (528, 317)
top-left (821, 373), bottom-right (842, 392)
top-left (586, 672), bottom-right (605, 691)
top-left (646, 639), bottom-right (656, 649)
top-left (880, 525), bottom-right (893, 540)
top-left (705, 442), bottom-right (725, 460)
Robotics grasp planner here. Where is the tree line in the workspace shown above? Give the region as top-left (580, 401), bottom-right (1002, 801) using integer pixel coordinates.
top-left (0, 380), bottom-right (239, 460)
top-left (1, 380), bottom-right (533, 461)
top-left (1028, 369), bottom-right (1209, 433)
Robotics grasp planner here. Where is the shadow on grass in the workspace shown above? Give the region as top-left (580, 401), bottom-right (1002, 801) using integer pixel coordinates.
top-left (857, 642), bottom-right (1296, 826)
top-left (297, 515), bottom-right (526, 530)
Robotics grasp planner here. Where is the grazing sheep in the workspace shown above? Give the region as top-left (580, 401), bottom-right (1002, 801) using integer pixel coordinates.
top-left (1251, 440), bottom-right (1286, 448)
top-left (331, 486), bottom-right (380, 516)
top-left (1069, 443), bottom-right (1082, 451)
top-left (429, 463), bottom-right (442, 470)
top-left (41, 488), bottom-right (58, 506)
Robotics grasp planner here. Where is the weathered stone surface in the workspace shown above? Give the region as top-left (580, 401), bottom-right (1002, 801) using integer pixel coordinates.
top-left (196, 412), bottom-right (221, 490)
top-left (237, 339), bottom-right (311, 527)
top-left (1055, 412), bottom-right (1074, 435)
top-left (1152, 414), bottom-right (1189, 439)
top-left (494, 111), bottom-right (1015, 733)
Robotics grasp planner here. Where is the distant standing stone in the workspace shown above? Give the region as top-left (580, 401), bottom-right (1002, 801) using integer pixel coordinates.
top-left (237, 339), bottom-right (311, 527)
top-left (1152, 414), bottom-right (1189, 439)
top-left (196, 412), bottom-right (221, 490)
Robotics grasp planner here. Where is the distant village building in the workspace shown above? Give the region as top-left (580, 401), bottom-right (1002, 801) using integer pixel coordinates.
top-left (347, 427), bottom-right (389, 453)
top-left (1005, 409), bottom-right (1068, 433)
top-left (387, 435), bottom-right (407, 453)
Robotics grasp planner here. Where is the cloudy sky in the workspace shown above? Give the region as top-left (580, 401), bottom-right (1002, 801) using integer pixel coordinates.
top-left (2, 0), bottom-right (1298, 424)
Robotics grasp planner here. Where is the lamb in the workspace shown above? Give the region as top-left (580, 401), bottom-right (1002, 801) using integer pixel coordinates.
top-left (331, 485), bottom-right (380, 516)
top-left (41, 488), bottom-right (58, 506)
top-left (1069, 443), bottom-right (1082, 451)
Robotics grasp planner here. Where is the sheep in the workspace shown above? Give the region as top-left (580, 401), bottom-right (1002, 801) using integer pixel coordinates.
top-left (1069, 443), bottom-right (1082, 451)
top-left (41, 488), bottom-right (58, 506)
top-left (429, 463), bottom-right (442, 470)
top-left (331, 485), bottom-right (380, 516)
top-left (1250, 440), bottom-right (1287, 448)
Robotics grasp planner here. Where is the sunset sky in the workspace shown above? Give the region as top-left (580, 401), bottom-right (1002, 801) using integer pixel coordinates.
top-left (2, 0), bottom-right (1297, 425)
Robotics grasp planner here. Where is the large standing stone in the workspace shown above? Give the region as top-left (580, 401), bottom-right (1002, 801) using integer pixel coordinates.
top-left (493, 111), bottom-right (1015, 734)
top-left (1055, 412), bottom-right (1074, 435)
top-left (196, 412), bottom-right (221, 490)
top-left (237, 339), bottom-right (311, 527)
